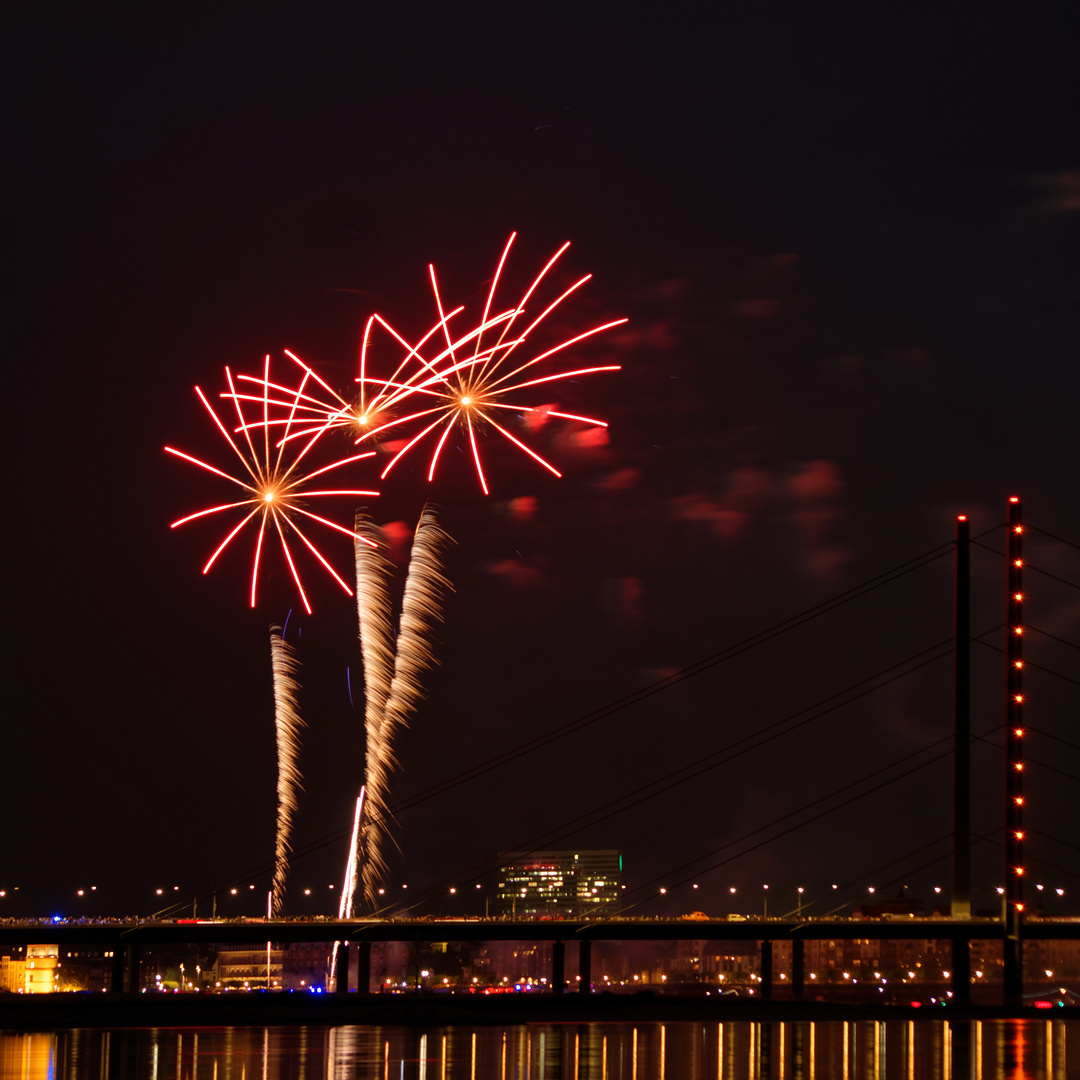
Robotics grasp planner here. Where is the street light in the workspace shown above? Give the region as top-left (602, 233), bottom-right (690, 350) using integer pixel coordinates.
top-left (762, 884), bottom-right (769, 918)
top-left (797, 886), bottom-right (804, 919)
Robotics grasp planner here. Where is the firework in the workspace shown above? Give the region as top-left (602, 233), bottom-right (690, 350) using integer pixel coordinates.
top-left (352, 512), bottom-right (397, 900)
top-left (345, 506), bottom-right (454, 910)
top-left (338, 787), bottom-right (365, 921)
top-left (365, 234), bottom-right (627, 493)
top-left (269, 624), bottom-right (303, 915)
top-left (231, 236), bottom-right (626, 494)
top-left (165, 357), bottom-right (380, 614)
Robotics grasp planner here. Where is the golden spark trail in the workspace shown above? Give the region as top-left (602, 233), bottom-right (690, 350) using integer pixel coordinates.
top-left (269, 625), bottom-right (303, 915)
top-left (353, 512), bottom-right (397, 901)
top-left (360, 504), bottom-right (454, 907)
top-left (345, 506), bottom-right (454, 910)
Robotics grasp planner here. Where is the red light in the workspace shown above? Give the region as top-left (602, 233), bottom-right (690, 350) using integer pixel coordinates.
top-left (1014, 762), bottom-right (1023, 771)
top-left (1014, 626), bottom-right (1023, 635)
top-left (1009, 496), bottom-right (1019, 503)
top-left (958, 514), bottom-right (967, 521)
top-left (1035, 1000), bottom-right (1053, 1009)
top-left (1015, 796), bottom-right (1024, 805)
top-left (911, 1001), bottom-right (922, 1008)
top-left (1015, 831), bottom-right (1024, 840)
top-left (1013, 593), bottom-right (1023, 601)
top-left (1014, 661), bottom-right (1023, 669)
top-left (1014, 559), bottom-right (1023, 567)
top-left (1014, 525), bottom-right (1023, 533)
top-left (1014, 728), bottom-right (1024, 737)
top-left (1015, 695), bottom-right (1023, 703)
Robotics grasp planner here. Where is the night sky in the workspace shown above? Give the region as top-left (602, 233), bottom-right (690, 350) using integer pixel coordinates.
top-left (5, 2), bottom-right (1078, 922)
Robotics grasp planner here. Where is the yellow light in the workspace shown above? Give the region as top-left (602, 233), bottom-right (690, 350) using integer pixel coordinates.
top-left (1015, 796), bottom-right (1025, 805)
top-left (1014, 762), bottom-right (1024, 771)
top-left (1014, 626), bottom-right (1023, 634)
top-left (461, 396), bottom-right (472, 405)
top-left (264, 491), bottom-right (275, 502)
top-left (1016, 903), bottom-right (1025, 912)
top-left (1014, 660), bottom-right (1023, 668)
top-left (1015, 831), bottom-right (1024, 840)
top-left (1014, 593), bottom-right (1023, 601)
top-left (1014, 559), bottom-right (1022, 567)
top-left (1014, 525), bottom-right (1023, 533)
top-left (1015, 867), bottom-right (1024, 876)
top-left (1014, 728), bottom-right (1024, 737)
top-left (1015, 695), bottom-right (1023, 703)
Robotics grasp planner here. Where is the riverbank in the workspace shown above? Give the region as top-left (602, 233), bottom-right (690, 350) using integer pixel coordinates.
top-left (3, 992), bottom-right (1074, 1030)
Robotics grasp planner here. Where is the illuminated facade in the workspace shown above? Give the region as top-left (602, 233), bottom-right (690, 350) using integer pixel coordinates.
top-left (494, 850), bottom-right (622, 918)
top-left (212, 942), bottom-right (334, 991)
top-left (212, 944), bottom-right (284, 990)
top-left (0, 944), bottom-right (59, 993)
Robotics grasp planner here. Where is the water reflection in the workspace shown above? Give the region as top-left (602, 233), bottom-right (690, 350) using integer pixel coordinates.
top-left (0, 1019), bottom-right (1076, 1078)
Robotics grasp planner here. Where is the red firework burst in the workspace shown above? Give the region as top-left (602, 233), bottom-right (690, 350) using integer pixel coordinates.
top-left (165, 357), bottom-right (379, 614)
top-left (230, 235), bottom-right (626, 494)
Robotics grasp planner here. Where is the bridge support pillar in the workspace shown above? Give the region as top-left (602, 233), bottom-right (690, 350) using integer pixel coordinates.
top-left (578, 940), bottom-right (592, 993)
top-left (125, 944), bottom-right (140, 993)
top-left (355, 940), bottom-right (371, 994)
top-left (1004, 934), bottom-right (1023, 1007)
top-left (759, 940), bottom-right (773, 1001)
top-left (951, 937), bottom-right (970, 1005)
top-left (336, 941), bottom-right (350, 994)
top-left (552, 940), bottom-right (566, 994)
top-left (110, 946), bottom-right (124, 993)
top-left (791, 938), bottom-right (805, 1001)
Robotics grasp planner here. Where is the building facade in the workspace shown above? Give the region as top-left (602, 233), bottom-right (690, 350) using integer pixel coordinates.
top-left (494, 850), bottom-right (622, 918)
top-left (0, 944), bottom-right (59, 993)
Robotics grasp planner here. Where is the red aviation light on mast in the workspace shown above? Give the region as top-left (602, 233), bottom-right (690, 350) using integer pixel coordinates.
top-left (1003, 493), bottom-right (1024, 995)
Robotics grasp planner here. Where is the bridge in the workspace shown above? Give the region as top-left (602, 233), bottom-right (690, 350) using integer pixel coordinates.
top-left (3, 915), bottom-right (1076, 1004)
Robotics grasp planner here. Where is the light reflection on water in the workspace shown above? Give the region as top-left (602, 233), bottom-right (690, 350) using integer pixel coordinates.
top-left (0, 1020), bottom-right (1076, 1079)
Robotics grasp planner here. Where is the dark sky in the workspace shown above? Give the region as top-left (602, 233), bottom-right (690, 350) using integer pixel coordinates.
top-left (5, 2), bottom-right (1078, 922)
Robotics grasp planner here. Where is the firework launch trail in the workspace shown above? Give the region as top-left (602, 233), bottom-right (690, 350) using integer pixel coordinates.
top-left (269, 624), bottom-right (303, 915)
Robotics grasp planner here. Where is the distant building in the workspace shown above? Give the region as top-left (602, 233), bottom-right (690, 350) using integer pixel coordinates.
top-left (212, 942), bottom-right (334, 991)
top-left (494, 850), bottom-right (622, 918)
top-left (213, 944), bottom-right (283, 990)
top-left (59, 945), bottom-right (117, 991)
top-left (0, 944), bottom-right (59, 993)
